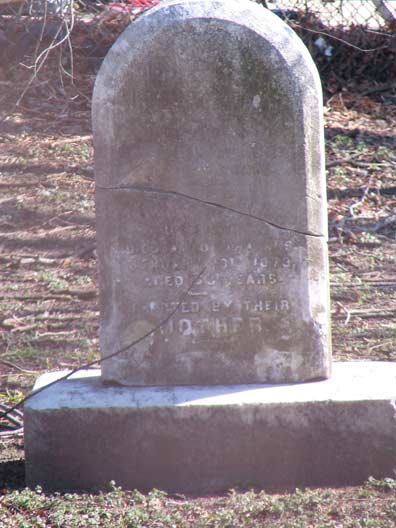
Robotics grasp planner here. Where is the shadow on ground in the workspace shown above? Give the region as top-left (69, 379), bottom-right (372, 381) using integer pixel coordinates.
top-left (0, 459), bottom-right (25, 489)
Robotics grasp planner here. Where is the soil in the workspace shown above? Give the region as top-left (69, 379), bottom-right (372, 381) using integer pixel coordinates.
top-left (0, 15), bottom-right (396, 488)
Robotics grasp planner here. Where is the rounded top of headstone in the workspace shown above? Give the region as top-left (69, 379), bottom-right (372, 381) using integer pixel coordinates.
top-left (94, 0), bottom-right (321, 110)
top-left (93, 0), bottom-right (325, 236)
top-left (95, 0), bottom-right (319, 78)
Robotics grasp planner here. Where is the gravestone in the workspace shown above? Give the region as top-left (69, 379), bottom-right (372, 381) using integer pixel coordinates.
top-left (24, 0), bottom-right (396, 493)
top-left (93, 0), bottom-right (331, 386)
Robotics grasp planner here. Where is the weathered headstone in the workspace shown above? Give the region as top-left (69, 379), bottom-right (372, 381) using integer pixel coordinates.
top-left (24, 0), bottom-right (396, 493)
top-left (93, 0), bottom-right (331, 386)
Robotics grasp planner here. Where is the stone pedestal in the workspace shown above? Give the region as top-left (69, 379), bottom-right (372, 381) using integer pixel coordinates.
top-left (25, 362), bottom-right (396, 493)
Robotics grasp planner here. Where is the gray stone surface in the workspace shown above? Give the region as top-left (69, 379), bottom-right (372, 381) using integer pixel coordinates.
top-left (93, 0), bottom-right (331, 385)
top-left (25, 362), bottom-right (396, 493)
top-left (96, 192), bottom-right (330, 385)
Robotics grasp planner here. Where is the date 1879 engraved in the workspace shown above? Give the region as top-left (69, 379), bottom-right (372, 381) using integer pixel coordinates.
top-left (118, 239), bottom-right (298, 340)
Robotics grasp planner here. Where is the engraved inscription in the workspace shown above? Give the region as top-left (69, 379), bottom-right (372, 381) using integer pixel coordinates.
top-left (148, 298), bottom-right (290, 314)
top-left (119, 239), bottom-right (297, 339)
top-left (157, 312), bottom-right (292, 339)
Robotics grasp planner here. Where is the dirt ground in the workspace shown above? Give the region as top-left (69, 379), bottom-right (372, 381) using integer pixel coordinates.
top-left (0, 17), bottom-right (396, 485)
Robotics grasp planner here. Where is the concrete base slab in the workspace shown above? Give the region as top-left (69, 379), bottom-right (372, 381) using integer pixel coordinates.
top-left (25, 362), bottom-right (396, 493)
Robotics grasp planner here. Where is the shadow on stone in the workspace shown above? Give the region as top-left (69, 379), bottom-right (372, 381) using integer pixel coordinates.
top-left (0, 459), bottom-right (25, 489)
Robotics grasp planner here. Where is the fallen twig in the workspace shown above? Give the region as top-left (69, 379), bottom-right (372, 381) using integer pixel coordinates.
top-left (334, 301), bottom-right (351, 325)
top-left (0, 182), bottom-right (41, 189)
top-left (326, 158), bottom-right (394, 169)
top-left (48, 135), bottom-right (92, 145)
top-left (349, 174), bottom-right (374, 216)
top-left (0, 405), bottom-right (23, 427)
top-left (371, 215), bottom-right (396, 232)
top-left (35, 330), bottom-right (78, 338)
top-left (0, 163), bottom-right (93, 178)
top-left (327, 186), bottom-right (396, 200)
top-left (0, 359), bottom-right (38, 374)
top-left (0, 294), bottom-right (72, 301)
top-left (0, 428), bottom-right (24, 438)
top-left (333, 308), bottom-right (396, 319)
top-left (0, 404), bottom-right (24, 437)
top-left (10, 324), bottom-right (40, 333)
top-left (331, 280), bottom-right (396, 288)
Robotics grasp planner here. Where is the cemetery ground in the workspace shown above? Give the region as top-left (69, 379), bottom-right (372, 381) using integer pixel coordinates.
top-left (1, 34), bottom-right (396, 527)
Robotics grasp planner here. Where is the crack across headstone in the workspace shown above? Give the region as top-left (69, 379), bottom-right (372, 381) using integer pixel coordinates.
top-left (96, 184), bottom-right (324, 239)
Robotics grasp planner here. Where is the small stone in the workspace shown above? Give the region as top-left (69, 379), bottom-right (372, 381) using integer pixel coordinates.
top-left (20, 258), bottom-right (36, 265)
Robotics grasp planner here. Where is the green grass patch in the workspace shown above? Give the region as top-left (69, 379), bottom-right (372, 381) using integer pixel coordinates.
top-left (1, 481), bottom-right (396, 527)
